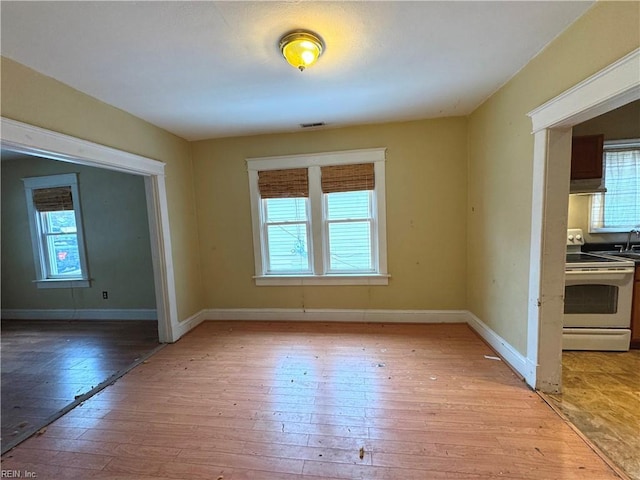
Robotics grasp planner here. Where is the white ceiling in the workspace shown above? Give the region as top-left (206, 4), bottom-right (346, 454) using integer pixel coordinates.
top-left (1, 1), bottom-right (594, 141)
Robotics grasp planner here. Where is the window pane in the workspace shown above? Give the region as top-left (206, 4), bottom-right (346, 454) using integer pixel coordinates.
top-left (326, 191), bottom-right (370, 220)
top-left (328, 221), bottom-right (372, 271)
top-left (603, 150), bottom-right (640, 228)
top-left (591, 148), bottom-right (640, 231)
top-left (264, 198), bottom-right (308, 222)
top-left (266, 224), bottom-right (310, 272)
top-left (42, 210), bottom-right (77, 234)
top-left (46, 234), bottom-right (82, 277)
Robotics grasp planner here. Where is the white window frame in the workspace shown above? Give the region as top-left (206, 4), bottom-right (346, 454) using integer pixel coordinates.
top-left (247, 148), bottom-right (389, 286)
top-left (323, 190), bottom-right (377, 274)
top-left (589, 139), bottom-right (640, 233)
top-left (262, 197), bottom-right (313, 275)
top-left (22, 173), bottom-right (91, 288)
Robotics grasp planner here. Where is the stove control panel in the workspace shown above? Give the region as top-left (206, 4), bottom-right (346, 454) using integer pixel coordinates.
top-left (567, 228), bottom-right (585, 246)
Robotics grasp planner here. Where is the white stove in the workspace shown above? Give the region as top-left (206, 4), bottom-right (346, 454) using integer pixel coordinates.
top-left (563, 229), bottom-right (635, 351)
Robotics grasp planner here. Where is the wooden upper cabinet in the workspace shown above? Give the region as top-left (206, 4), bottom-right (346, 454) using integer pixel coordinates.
top-left (571, 134), bottom-right (604, 180)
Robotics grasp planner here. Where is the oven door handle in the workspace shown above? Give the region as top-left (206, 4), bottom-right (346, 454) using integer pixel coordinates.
top-left (565, 268), bottom-right (635, 275)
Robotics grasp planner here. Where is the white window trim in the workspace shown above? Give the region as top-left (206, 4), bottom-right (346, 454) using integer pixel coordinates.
top-left (322, 190), bottom-right (377, 275)
top-left (262, 198), bottom-right (313, 275)
top-left (23, 173), bottom-right (91, 288)
top-left (247, 148), bottom-right (389, 286)
top-left (588, 139), bottom-right (640, 233)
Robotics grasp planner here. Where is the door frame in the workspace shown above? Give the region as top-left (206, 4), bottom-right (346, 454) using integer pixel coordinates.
top-left (1, 117), bottom-right (179, 343)
top-left (526, 48), bottom-right (640, 392)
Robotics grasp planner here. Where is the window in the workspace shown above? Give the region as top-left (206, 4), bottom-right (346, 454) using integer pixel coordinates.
top-left (590, 140), bottom-right (640, 233)
top-left (23, 173), bottom-right (90, 288)
top-left (247, 149), bottom-right (388, 285)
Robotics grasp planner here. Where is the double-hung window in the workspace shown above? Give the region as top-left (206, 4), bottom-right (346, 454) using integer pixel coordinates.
top-left (590, 140), bottom-right (640, 233)
top-left (259, 168), bottom-right (312, 274)
top-left (23, 173), bottom-right (90, 288)
top-left (247, 148), bottom-right (388, 285)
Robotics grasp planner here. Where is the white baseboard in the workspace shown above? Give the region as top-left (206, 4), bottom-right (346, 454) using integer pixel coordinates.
top-left (5, 308), bottom-right (526, 380)
top-left (173, 309), bottom-right (207, 339)
top-left (1, 309), bottom-right (157, 321)
top-left (466, 311), bottom-right (528, 377)
top-left (202, 308), bottom-right (469, 324)
top-left (14, 306), bottom-right (524, 382)
top-left (199, 308), bottom-right (527, 379)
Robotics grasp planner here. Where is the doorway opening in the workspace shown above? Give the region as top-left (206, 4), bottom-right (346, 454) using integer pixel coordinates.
top-left (526, 48), bottom-right (640, 393)
top-left (0, 118), bottom-right (179, 453)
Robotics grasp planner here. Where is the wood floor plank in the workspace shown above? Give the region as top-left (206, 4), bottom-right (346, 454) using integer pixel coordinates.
top-left (548, 350), bottom-right (640, 480)
top-left (1, 321), bottom-right (621, 480)
top-left (1, 319), bottom-right (159, 451)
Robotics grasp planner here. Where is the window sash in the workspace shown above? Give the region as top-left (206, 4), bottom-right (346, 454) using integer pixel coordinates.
top-left (325, 219), bottom-right (375, 273)
top-left (261, 198), bottom-right (312, 274)
top-left (323, 190), bottom-right (376, 273)
top-left (42, 231), bottom-right (81, 278)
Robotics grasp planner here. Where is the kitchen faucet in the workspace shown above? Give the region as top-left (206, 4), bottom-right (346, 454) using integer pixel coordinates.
top-left (624, 228), bottom-right (640, 251)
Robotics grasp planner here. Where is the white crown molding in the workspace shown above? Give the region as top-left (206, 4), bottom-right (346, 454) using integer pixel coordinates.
top-left (1, 309), bottom-right (157, 321)
top-left (527, 48), bottom-right (640, 132)
top-left (1, 117), bottom-right (166, 176)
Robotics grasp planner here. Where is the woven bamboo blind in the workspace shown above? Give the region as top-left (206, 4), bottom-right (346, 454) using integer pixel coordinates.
top-left (32, 187), bottom-right (74, 212)
top-left (321, 163), bottom-right (375, 193)
top-left (258, 168), bottom-right (309, 199)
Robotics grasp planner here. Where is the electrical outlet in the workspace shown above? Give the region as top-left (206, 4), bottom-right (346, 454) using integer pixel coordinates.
top-left (102, 291), bottom-right (108, 300)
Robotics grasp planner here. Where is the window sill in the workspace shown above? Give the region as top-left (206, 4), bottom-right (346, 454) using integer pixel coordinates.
top-left (254, 274), bottom-right (390, 286)
top-left (35, 279), bottom-right (91, 289)
top-left (589, 228), bottom-right (639, 234)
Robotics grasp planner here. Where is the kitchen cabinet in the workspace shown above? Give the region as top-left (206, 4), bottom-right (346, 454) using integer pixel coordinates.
top-left (631, 265), bottom-right (640, 349)
top-left (571, 134), bottom-right (604, 180)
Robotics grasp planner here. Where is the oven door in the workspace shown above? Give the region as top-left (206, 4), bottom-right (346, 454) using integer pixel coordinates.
top-left (564, 269), bottom-right (634, 328)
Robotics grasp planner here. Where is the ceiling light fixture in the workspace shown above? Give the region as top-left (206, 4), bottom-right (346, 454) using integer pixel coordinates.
top-left (279, 30), bottom-right (324, 72)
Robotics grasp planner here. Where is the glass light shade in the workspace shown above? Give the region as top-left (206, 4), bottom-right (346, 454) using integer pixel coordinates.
top-left (279, 31), bottom-right (324, 71)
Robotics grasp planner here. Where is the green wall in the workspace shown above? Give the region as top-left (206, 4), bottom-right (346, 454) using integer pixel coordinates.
top-left (1, 155), bottom-right (156, 310)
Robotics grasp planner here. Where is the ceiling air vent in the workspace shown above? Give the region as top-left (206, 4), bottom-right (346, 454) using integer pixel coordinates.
top-left (300, 122), bottom-right (325, 128)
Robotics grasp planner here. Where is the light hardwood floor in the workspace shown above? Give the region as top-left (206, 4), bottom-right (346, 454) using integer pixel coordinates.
top-left (1, 322), bottom-right (622, 479)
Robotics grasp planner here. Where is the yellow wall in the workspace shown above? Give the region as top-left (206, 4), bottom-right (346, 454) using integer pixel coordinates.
top-left (0, 57), bottom-right (204, 321)
top-left (467, 1), bottom-right (640, 354)
top-left (192, 118), bottom-right (468, 310)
